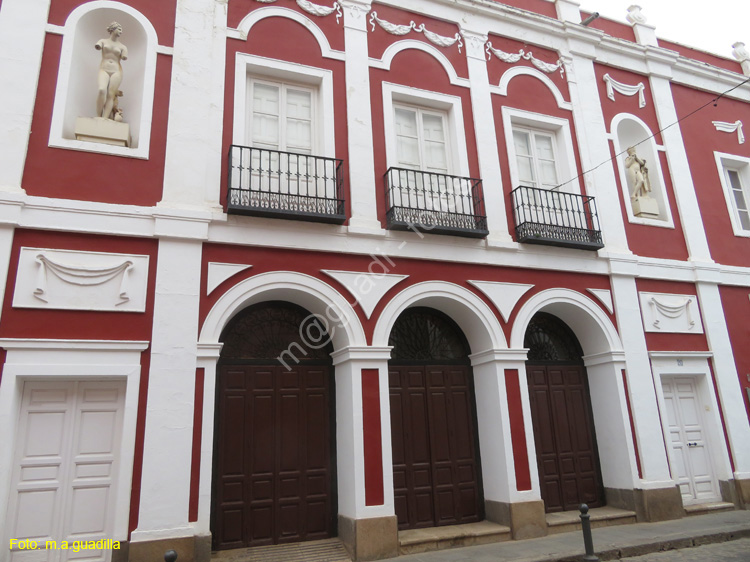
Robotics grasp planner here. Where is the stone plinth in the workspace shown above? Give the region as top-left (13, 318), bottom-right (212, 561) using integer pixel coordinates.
top-left (75, 117), bottom-right (130, 147)
top-left (632, 195), bottom-right (659, 218)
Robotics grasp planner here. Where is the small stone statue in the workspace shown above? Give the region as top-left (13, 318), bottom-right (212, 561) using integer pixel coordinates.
top-left (95, 22), bottom-right (128, 120)
top-left (626, 5), bottom-right (647, 25)
top-left (625, 146), bottom-right (652, 199)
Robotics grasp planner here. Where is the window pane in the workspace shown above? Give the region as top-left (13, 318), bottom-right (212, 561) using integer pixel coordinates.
top-left (286, 88), bottom-right (312, 120)
top-left (395, 108), bottom-right (420, 167)
top-left (421, 113), bottom-right (445, 143)
top-left (253, 83), bottom-right (280, 115)
top-left (534, 133), bottom-right (555, 160)
top-left (727, 169), bottom-right (743, 191)
top-left (513, 130), bottom-right (532, 157)
top-left (516, 155), bottom-right (535, 185)
top-left (395, 108), bottom-right (418, 138)
top-left (740, 210), bottom-right (750, 230)
top-left (539, 160), bottom-right (558, 186)
top-left (287, 119), bottom-right (312, 152)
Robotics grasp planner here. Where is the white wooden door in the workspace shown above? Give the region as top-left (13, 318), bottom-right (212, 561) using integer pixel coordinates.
top-left (6, 381), bottom-right (125, 562)
top-left (661, 377), bottom-right (720, 505)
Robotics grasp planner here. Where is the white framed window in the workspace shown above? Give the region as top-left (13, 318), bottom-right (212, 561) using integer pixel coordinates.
top-left (247, 78), bottom-right (315, 154)
top-left (393, 105), bottom-right (450, 174)
top-left (715, 152), bottom-right (750, 237)
top-left (511, 127), bottom-right (560, 190)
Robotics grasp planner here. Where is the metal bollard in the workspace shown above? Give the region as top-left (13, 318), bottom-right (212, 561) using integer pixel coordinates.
top-left (579, 504), bottom-right (600, 562)
top-left (164, 550), bottom-right (178, 562)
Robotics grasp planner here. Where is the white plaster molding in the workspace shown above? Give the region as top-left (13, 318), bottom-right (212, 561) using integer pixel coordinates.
top-left (486, 42), bottom-right (564, 77)
top-left (371, 41), bottom-right (468, 87)
top-left (469, 348), bottom-right (529, 366)
top-left (582, 350), bottom-right (627, 367)
top-left (467, 281), bottom-right (534, 323)
top-left (603, 73), bottom-right (646, 108)
top-left (712, 120), bottom-right (745, 144)
top-left (369, 11), bottom-right (463, 53)
top-left (0, 339), bottom-right (149, 352)
top-left (199, 271), bottom-right (366, 349)
top-left (207, 263), bottom-right (252, 295)
top-left (714, 151), bottom-right (750, 238)
top-left (626, 5), bottom-right (647, 25)
top-left (12, 247), bottom-right (149, 312)
top-left (587, 288), bottom-right (614, 314)
top-left (253, 0), bottom-right (343, 23)
top-left (495, 66), bottom-right (572, 111)
top-left (322, 269), bottom-right (408, 319)
top-left (638, 291), bottom-right (704, 334)
top-left (48, 1), bottom-right (159, 159)
top-left (330, 345), bottom-right (392, 364)
top-left (234, 7), bottom-right (345, 60)
top-left (510, 288), bottom-right (623, 356)
top-left (372, 280), bottom-right (507, 351)
top-left (648, 350), bottom-right (713, 360)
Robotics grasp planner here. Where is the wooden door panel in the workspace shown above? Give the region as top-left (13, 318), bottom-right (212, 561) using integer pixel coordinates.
top-left (527, 364), bottom-right (603, 513)
top-left (389, 364), bottom-right (482, 530)
top-left (214, 364), bottom-right (333, 549)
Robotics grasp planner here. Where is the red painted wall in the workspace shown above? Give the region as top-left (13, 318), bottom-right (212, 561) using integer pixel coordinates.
top-left (492, 0), bottom-right (557, 19)
top-left (671, 83), bottom-right (750, 268)
top-left (658, 39), bottom-right (741, 74)
top-left (594, 64), bottom-right (690, 261)
top-left (221, 16), bottom-right (349, 215)
top-left (719, 285), bottom-right (750, 419)
top-left (22, 34), bottom-right (172, 206)
top-left (200, 243), bottom-right (615, 346)
top-left (636, 279), bottom-right (708, 351)
top-left (583, 14), bottom-right (636, 43)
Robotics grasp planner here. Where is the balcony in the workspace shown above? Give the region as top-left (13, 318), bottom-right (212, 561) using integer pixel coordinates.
top-left (511, 185), bottom-right (604, 250)
top-left (227, 145), bottom-right (346, 224)
top-left (384, 167), bottom-right (488, 238)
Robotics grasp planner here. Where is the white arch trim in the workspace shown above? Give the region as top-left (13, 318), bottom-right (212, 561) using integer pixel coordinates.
top-left (372, 281), bottom-right (507, 352)
top-left (369, 39), bottom-right (469, 88)
top-left (608, 112), bottom-right (665, 150)
top-left (234, 7), bottom-right (345, 61)
top-left (510, 288), bottom-right (623, 356)
top-left (494, 66), bottom-right (571, 110)
top-left (199, 271), bottom-right (366, 350)
top-left (61, 0), bottom-right (159, 44)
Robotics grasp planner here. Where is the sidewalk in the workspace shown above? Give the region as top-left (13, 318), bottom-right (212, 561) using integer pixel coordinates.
top-left (379, 510), bottom-right (750, 562)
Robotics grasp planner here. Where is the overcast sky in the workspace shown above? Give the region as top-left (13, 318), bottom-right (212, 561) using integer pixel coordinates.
top-left (578, 1), bottom-right (750, 59)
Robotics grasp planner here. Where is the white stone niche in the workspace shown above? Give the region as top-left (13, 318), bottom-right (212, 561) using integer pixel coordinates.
top-left (612, 114), bottom-right (674, 227)
top-left (49, 2), bottom-right (158, 159)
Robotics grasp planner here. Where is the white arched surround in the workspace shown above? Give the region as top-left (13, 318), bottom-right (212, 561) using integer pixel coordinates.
top-left (48, 1), bottom-right (159, 158)
top-left (234, 7), bottom-right (344, 61)
top-left (194, 271), bottom-right (367, 532)
top-left (511, 289), bottom-right (642, 495)
top-left (493, 66), bottom-right (572, 111)
top-left (610, 113), bottom-right (675, 227)
top-left (369, 39), bottom-right (469, 88)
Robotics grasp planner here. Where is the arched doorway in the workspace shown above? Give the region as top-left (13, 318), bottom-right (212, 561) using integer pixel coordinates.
top-left (388, 307), bottom-right (484, 529)
top-left (524, 312), bottom-right (604, 513)
top-left (211, 302), bottom-right (336, 549)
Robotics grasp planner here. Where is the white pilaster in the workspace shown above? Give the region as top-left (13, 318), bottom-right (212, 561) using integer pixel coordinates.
top-left (626, 5), bottom-right (657, 47)
top-left (610, 270), bottom-right (674, 484)
top-left (460, 26), bottom-right (513, 245)
top-left (0, 0), bottom-right (50, 192)
top-left (647, 62), bottom-right (714, 264)
top-left (695, 280), bottom-right (750, 476)
top-left (562, 41), bottom-right (631, 253)
top-left (471, 350), bottom-right (540, 503)
top-left (340, 0), bottom-right (382, 234)
top-left (160, 0), bottom-right (227, 209)
top-left (133, 236), bottom-right (203, 539)
top-left (331, 346), bottom-right (394, 519)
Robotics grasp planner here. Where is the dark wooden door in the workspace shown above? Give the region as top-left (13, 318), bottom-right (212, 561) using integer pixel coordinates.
top-left (389, 364), bottom-right (482, 530)
top-left (527, 364), bottom-right (603, 512)
top-left (213, 364), bottom-right (334, 549)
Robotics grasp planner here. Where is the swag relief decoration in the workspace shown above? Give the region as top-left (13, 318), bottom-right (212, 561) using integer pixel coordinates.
top-left (639, 291), bottom-right (704, 334)
top-left (369, 12), bottom-right (463, 53)
top-left (13, 247), bottom-right (149, 312)
top-left (712, 120), bottom-right (745, 144)
top-left (255, 0), bottom-right (343, 23)
top-left (485, 42), bottom-right (565, 77)
top-left (34, 254), bottom-right (134, 305)
top-left (603, 73), bottom-right (646, 108)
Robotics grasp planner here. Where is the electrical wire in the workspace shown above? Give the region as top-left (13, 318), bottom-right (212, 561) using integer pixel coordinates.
top-left (552, 74), bottom-right (750, 191)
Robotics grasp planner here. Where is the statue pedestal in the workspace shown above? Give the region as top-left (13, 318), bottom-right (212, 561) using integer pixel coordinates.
top-left (632, 195), bottom-right (659, 218)
top-left (74, 117), bottom-right (130, 147)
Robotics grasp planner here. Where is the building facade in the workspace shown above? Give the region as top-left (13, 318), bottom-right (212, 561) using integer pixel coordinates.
top-left (1, 0), bottom-right (750, 561)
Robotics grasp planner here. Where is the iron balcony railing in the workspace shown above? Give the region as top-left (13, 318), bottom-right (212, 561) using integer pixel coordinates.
top-left (227, 145), bottom-right (346, 224)
top-left (511, 185), bottom-right (604, 250)
top-left (384, 167), bottom-right (488, 238)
